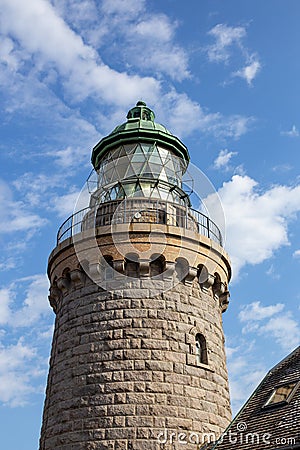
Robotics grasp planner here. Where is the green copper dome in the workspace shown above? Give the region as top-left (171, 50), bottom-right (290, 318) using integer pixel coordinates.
top-left (91, 101), bottom-right (189, 170)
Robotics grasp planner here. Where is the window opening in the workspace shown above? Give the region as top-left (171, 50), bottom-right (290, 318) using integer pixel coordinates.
top-left (264, 381), bottom-right (299, 408)
top-left (195, 334), bottom-right (208, 365)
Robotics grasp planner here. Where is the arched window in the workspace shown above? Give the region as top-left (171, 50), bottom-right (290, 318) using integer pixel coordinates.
top-left (150, 255), bottom-right (165, 277)
top-left (125, 254), bottom-right (140, 278)
top-left (195, 333), bottom-right (208, 365)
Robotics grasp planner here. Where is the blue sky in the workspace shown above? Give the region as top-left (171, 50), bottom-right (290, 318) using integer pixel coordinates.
top-left (0, 0), bottom-right (300, 448)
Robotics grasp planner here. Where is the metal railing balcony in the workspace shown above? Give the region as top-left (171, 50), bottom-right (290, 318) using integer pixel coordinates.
top-left (57, 198), bottom-right (223, 247)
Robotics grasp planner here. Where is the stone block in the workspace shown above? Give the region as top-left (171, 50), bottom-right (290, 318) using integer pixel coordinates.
top-left (123, 289), bottom-right (149, 299)
top-left (105, 382), bottom-right (134, 393)
top-left (145, 382), bottom-right (173, 394)
top-left (136, 404), bottom-right (149, 415)
top-left (152, 371), bottom-right (163, 382)
top-left (140, 280), bottom-right (165, 290)
top-left (124, 309), bottom-right (148, 318)
top-left (141, 338), bottom-right (169, 350)
top-left (141, 298), bottom-right (165, 310)
top-left (136, 427), bottom-right (149, 439)
top-left (164, 373), bottom-right (191, 385)
top-left (123, 349), bottom-right (151, 360)
top-left (126, 415), bottom-right (153, 427)
top-left (113, 416), bottom-right (125, 427)
top-left (107, 403), bottom-right (135, 415)
top-left (105, 299), bottom-right (130, 310)
top-left (126, 393), bottom-right (155, 404)
top-left (124, 371), bottom-right (152, 382)
top-left (164, 351), bottom-right (186, 364)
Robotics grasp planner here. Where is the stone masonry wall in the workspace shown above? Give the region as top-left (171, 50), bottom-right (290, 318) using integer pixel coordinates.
top-left (40, 227), bottom-right (231, 450)
top-left (40, 282), bottom-right (230, 449)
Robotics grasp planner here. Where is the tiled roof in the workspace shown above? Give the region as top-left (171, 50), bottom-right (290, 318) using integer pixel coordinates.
top-left (211, 346), bottom-right (300, 450)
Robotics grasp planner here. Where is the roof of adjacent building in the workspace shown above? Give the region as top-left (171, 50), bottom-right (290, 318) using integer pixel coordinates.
top-left (208, 346), bottom-right (300, 450)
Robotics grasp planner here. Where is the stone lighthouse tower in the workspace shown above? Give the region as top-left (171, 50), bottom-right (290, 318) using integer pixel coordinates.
top-left (39, 101), bottom-right (232, 450)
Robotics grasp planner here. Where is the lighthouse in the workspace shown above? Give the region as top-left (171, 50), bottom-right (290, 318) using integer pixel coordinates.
top-left (39, 101), bottom-right (232, 449)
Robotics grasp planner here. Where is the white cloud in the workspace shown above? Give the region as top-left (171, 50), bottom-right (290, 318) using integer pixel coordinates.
top-left (50, 146), bottom-right (89, 168)
top-left (229, 365), bottom-right (266, 413)
top-left (233, 55), bottom-right (261, 86)
top-left (38, 324), bottom-right (54, 340)
top-left (0, 58), bottom-right (100, 175)
top-left (266, 264), bottom-right (280, 280)
top-left (12, 170), bottom-right (89, 227)
top-left (135, 15), bottom-right (174, 42)
top-left (0, 257), bottom-right (17, 271)
top-left (0, 289), bottom-right (12, 325)
top-left (159, 91), bottom-right (204, 137)
top-left (0, 0), bottom-right (93, 71)
top-left (0, 275), bottom-right (50, 328)
top-left (53, 0), bottom-right (100, 29)
top-left (293, 249), bottom-right (300, 258)
top-left (0, 339), bottom-right (36, 372)
top-left (260, 314), bottom-right (300, 350)
top-left (13, 275), bottom-right (50, 327)
top-left (13, 172), bottom-right (67, 207)
top-left (0, 275), bottom-right (52, 407)
top-left (125, 17), bottom-right (189, 82)
top-left (0, 179), bottom-right (47, 234)
top-left (207, 175), bottom-right (300, 277)
top-left (239, 301), bottom-right (300, 352)
top-left (225, 346), bottom-right (238, 359)
top-left (98, 0), bottom-right (190, 82)
top-left (272, 163), bottom-right (293, 173)
top-left (0, 0), bottom-right (160, 105)
top-left (101, 0), bottom-right (146, 16)
top-left (51, 190), bottom-right (83, 218)
top-left (212, 115), bottom-right (253, 140)
top-left (159, 91), bottom-right (253, 139)
top-left (207, 24), bottom-right (246, 63)
top-left (280, 125), bottom-right (299, 137)
top-left (239, 301), bottom-right (285, 322)
top-left (0, 37), bottom-right (20, 70)
top-left (225, 342), bottom-right (267, 413)
top-left (207, 24), bottom-right (261, 86)
top-left (0, 0), bottom-right (253, 143)
top-left (213, 149), bottom-right (237, 170)
top-left (0, 338), bottom-right (40, 406)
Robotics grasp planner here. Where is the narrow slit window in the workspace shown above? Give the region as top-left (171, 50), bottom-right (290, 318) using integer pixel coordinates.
top-left (195, 333), bottom-right (208, 365)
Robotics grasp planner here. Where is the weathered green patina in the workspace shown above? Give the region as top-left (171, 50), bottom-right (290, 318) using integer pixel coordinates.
top-left (91, 101), bottom-right (190, 169)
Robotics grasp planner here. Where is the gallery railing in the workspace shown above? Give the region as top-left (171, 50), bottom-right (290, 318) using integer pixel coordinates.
top-left (57, 198), bottom-right (223, 246)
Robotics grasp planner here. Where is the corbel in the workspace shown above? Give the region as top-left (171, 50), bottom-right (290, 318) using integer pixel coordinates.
top-left (56, 276), bottom-right (70, 295)
top-left (185, 267), bottom-right (198, 286)
top-left (70, 268), bottom-right (85, 288)
top-left (219, 290), bottom-right (230, 312)
top-left (140, 259), bottom-right (150, 278)
top-left (48, 285), bottom-right (62, 312)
